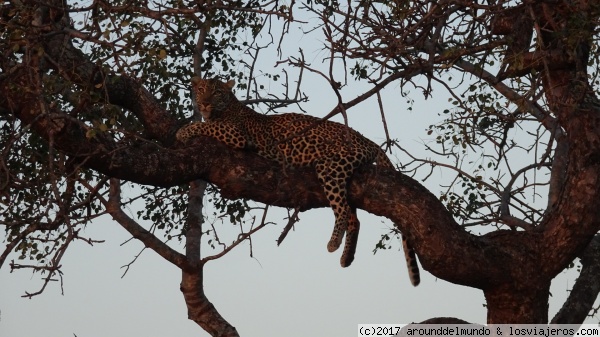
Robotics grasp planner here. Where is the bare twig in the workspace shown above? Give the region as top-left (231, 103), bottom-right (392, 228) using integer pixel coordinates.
top-left (277, 208), bottom-right (301, 246)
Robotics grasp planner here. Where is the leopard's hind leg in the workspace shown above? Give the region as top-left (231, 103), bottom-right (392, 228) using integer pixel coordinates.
top-left (339, 209), bottom-right (359, 267)
top-left (315, 160), bottom-right (357, 267)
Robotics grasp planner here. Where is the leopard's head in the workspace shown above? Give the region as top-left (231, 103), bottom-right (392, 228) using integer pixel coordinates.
top-left (191, 77), bottom-right (236, 120)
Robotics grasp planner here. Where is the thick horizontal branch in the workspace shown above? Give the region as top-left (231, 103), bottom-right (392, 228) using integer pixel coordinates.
top-left (76, 134), bottom-right (521, 288)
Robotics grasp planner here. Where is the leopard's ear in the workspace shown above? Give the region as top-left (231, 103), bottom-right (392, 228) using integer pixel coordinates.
top-left (225, 79), bottom-right (235, 89)
top-left (191, 76), bottom-right (202, 85)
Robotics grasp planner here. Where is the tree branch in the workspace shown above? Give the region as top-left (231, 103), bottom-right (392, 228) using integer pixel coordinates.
top-left (105, 179), bottom-right (190, 271)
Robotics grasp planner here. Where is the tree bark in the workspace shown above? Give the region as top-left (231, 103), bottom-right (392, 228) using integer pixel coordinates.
top-left (180, 269), bottom-right (239, 337)
top-left (485, 283), bottom-right (551, 323)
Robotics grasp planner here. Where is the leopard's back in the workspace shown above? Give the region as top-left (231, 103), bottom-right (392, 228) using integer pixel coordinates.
top-left (245, 113), bottom-right (389, 170)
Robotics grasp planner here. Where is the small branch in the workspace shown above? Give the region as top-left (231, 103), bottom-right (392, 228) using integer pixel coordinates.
top-left (277, 208), bottom-right (300, 246)
top-left (201, 210), bottom-right (270, 264)
top-left (0, 225), bottom-right (38, 270)
top-left (193, 0), bottom-right (213, 76)
top-left (376, 91), bottom-right (392, 150)
top-left (499, 216), bottom-right (535, 231)
top-left (454, 58), bottom-right (561, 137)
top-left (282, 53), bottom-right (423, 121)
top-left (242, 97), bottom-right (306, 106)
top-left (120, 247), bottom-right (147, 278)
top-left (248, 205), bottom-right (270, 258)
top-left (10, 261), bottom-right (64, 298)
top-left (105, 178), bottom-right (190, 271)
top-left (499, 162), bottom-right (551, 230)
top-left (13, 224), bottom-right (79, 298)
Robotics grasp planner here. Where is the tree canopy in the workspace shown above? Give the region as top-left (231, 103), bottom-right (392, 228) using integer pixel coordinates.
top-left (2, 0), bottom-right (600, 336)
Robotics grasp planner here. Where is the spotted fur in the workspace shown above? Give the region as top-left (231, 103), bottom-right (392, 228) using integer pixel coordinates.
top-left (176, 77), bottom-right (420, 286)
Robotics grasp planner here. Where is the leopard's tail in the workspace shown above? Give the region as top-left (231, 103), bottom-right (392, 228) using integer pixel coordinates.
top-left (402, 234), bottom-right (421, 286)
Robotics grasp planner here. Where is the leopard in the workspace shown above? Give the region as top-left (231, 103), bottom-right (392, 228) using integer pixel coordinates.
top-left (176, 77), bottom-right (420, 286)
